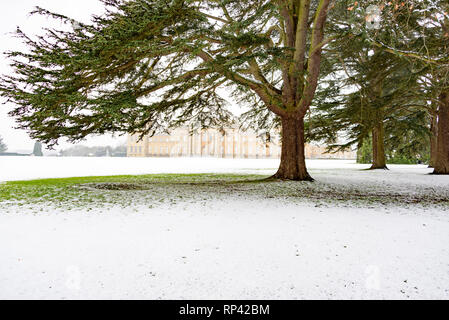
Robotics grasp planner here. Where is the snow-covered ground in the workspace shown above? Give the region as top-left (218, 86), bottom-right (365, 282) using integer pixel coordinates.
top-left (0, 156), bottom-right (358, 182)
top-left (1, 157), bottom-right (449, 299)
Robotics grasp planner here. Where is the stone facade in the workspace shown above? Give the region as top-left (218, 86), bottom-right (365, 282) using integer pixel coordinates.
top-left (127, 127), bottom-right (356, 159)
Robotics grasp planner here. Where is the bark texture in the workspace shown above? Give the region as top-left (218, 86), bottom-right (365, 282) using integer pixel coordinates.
top-left (273, 117), bottom-right (313, 181)
top-left (371, 121), bottom-right (388, 169)
top-left (433, 92), bottom-right (449, 174)
top-left (429, 111), bottom-right (438, 168)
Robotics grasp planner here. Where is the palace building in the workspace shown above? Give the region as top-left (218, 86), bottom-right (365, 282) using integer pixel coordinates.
top-left (127, 127), bottom-right (356, 160)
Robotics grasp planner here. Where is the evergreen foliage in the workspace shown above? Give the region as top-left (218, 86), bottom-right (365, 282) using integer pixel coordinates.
top-left (308, 0), bottom-right (447, 166)
top-left (357, 137), bottom-right (372, 164)
top-left (0, 0), bottom-right (328, 144)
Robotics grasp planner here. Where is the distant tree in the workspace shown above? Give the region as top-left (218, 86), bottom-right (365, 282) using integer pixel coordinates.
top-left (308, 25), bottom-right (427, 168)
top-left (308, 1), bottom-right (445, 169)
top-left (33, 141), bottom-right (43, 156)
top-left (357, 137), bottom-right (372, 165)
top-left (0, 135), bottom-right (7, 153)
top-left (59, 144), bottom-right (127, 157)
top-left (111, 144), bottom-right (127, 157)
top-left (362, 0), bottom-right (449, 173)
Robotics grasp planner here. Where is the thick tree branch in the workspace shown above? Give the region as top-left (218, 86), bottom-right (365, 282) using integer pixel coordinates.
top-left (298, 0), bottom-right (331, 117)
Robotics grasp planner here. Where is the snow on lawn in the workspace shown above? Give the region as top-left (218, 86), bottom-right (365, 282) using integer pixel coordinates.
top-left (0, 157), bottom-right (449, 299)
top-left (0, 156), bottom-right (358, 182)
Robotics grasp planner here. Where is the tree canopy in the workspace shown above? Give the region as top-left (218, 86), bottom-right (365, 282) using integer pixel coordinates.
top-left (0, 0), bottom-right (330, 142)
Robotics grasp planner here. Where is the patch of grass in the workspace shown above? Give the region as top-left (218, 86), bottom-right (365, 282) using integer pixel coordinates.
top-left (1, 173), bottom-right (448, 212)
top-left (0, 174), bottom-right (268, 210)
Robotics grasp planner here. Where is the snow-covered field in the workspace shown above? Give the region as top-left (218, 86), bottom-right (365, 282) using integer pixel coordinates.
top-left (1, 157), bottom-right (449, 300)
top-left (0, 156), bottom-right (358, 182)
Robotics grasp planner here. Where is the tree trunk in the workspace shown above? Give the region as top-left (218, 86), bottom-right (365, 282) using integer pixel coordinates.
top-left (371, 121), bottom-right (388, 169)
top-left (433, 92), bottom-right (449, 174)
top-left (273, 117), bottom-right (313, 181)
top-left (429, 111), bottom-right (438, 168)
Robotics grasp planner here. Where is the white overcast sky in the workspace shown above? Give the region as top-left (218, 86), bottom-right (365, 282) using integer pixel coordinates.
top-left (0, 0), bottom-right (128, 152)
